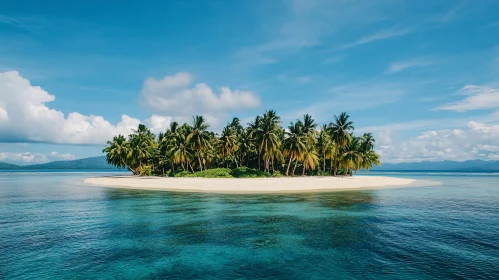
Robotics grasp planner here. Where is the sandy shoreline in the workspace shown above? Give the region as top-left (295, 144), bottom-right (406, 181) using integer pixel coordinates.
top-left (83, 176), bottom-right (438, 194)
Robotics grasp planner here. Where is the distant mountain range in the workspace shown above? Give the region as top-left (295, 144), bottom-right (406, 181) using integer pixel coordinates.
top-left (1, 157), bottom-right (498, 171)
top-left (0, 156), bottom-right (120, 170)
top-left (371, 160), bottom-right (499, 172)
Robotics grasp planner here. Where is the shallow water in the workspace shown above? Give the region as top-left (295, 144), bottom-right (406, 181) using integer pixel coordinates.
top-left (1, 172), bottom-right (498, 279)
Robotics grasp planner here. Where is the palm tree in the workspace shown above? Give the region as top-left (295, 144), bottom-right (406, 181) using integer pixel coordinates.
top-left (301, 114), bottom-right (318, 144)
top-left (219, 125), bottom-right (239, 168)
top-left (254, 110), bottom-right (281, 172)
top-left (328, 112), bottom-right (354, 176)
top-left (339, 136), bottom-right (362, 175)
top-left (134, 124), bottom-right (155, 144)
top-left (302, 146), bottom-right (319, 175)
top-left (127, 124), bottom-right (155, 175)
top-left (361, 132), bottom-right (375, 151)
top-left (186, 116), bottom-right (211, 171)
top-left (101, 110), bottom-right (381, 178)
top-left (359, 149), bottom-right (381, 171)
top-left (248, 115), bottom-right (262, 169)
top-left (229, 117), bottom-right (243, 133)
top-left (358, 133), bottom-right (380, 171)
top-left (237, 128), bottom-right (254, 166)
top-left (168, 131), bottom-right (193, 171)
top-left (103, 135), bottom-right (132, 172)
top-left (317, 124), bottom-right (336, 173)
top-left (283, 122), bottom-right (306, 176)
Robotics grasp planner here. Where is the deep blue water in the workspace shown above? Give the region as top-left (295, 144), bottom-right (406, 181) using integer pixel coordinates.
top-left (1, 172), bottom-right (498, 279)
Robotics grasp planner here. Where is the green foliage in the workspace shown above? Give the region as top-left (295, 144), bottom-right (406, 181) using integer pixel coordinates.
top-left (102, 111), bottom-right (381, 178)
top-left (271, 170), bottom-right (283, 177)
top-left (197, 168), bottom-right (233, 178)
top-left (315, 169), bottom-right (332, 176)
top-left (174, 171), bottom-right (196, 177)
top-left (231, 166), bottom-right (271, 178)
top-left (175, 168), bottom-right (233, 178)
top-left (138, 165), bottom-right (153, 176)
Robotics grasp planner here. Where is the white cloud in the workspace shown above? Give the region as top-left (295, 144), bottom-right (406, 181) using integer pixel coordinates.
top-left (0, 71), bottom-right (169, 144)
top-left (234, 0), bottom-right (398, 66)
top-left (378, 121), bottom-right (499, 163)
top-left (139, 72), bottom-right (261, 127)
top-left (377, 129), bottom-right (394, 146)
top-left (144, 115), bottom-right (172, 134)
top-left (436, 85), bottom-right (499, 112)
top-left (385, 59), bottom-right (432, 74)
top-left (47, 151), bottom-right (76, 162)
top-left (336, 27), bottom-right (414, 50)
top-left (0, 151), bottom-right (76, 165)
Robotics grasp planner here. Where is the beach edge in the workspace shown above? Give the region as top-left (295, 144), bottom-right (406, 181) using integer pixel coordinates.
top-left (83, 176), bottom-right (439, 194)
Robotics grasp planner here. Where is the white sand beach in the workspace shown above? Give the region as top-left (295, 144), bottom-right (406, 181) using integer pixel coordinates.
top-left (84, 176), bottom-right (438, 194)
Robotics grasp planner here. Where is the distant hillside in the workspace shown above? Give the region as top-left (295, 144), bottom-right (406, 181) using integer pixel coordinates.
top-left (0, 156), bottom-right (120, 170)
top-left (371, 160), bottom-right (499, 172)
top-left (0, 162), bottom-right (21, 169)
top-left (2, 157), bottom-right (499, 171)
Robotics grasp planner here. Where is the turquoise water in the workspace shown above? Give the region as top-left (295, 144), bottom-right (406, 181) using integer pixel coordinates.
top-left (1, 172), bottom-right (498, 279)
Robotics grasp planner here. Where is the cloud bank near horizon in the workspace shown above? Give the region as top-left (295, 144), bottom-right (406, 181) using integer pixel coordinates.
top-left (0, 71), bottom-right (172, 145)
top-left (2, 70), bottom-right (499, 163)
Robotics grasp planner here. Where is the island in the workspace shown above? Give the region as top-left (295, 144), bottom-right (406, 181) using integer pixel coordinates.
top-left (89, 111), bottom-right (436, 193)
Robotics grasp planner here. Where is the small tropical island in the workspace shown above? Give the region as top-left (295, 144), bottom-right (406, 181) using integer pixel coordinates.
top-left (86, 111), bottom-right (428, 192)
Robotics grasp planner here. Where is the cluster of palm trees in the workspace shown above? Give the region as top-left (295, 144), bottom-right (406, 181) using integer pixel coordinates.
top-left (103, 111), bottom-right (380, 176)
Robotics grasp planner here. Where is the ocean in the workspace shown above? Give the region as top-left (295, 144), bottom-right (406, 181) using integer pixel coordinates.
top-left (0, 171), bottom-right (498, 279)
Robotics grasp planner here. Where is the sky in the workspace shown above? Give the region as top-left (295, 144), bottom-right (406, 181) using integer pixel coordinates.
top-left (1, 0), bottom-right (499, 165)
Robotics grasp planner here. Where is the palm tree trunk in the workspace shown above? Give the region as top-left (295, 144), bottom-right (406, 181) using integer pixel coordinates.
top-left (286, 154), bottom-right (294, 176)
top-left (323, 152), bottom-right (326, 172)
top-left (121, 159), bottom-right (133, 174)
top-left (197, 154), bottom-right (203, 171)
top-left (292, 159), bottom-right (298, 176)
top-left (302, 163), bottom-right (306, 176)
top-left (258, 152), bottom-right (261, 170)
top-left (333, 150), bottom-right (338, 176)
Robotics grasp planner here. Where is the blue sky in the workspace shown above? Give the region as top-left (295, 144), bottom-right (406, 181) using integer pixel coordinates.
top-left (1, 0), bottom-right (499, 164)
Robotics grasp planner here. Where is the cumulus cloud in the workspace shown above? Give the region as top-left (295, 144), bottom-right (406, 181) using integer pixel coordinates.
top-left (0, 71), bottom-right (170, 144)
top-left (0, 151), bottom-right (76, 165)
top-left (139, 72), bottom-right (261, 126)
top-left (144, 115), bottom-right (172, 134)
top-left (436, 85), bottom-right (499, 112)
top-left (378, 121), bottom-right (499, 163)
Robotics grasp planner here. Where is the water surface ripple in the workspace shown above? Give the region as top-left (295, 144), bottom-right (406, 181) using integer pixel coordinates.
top-left (0, 172), bottom-right (498, 279)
